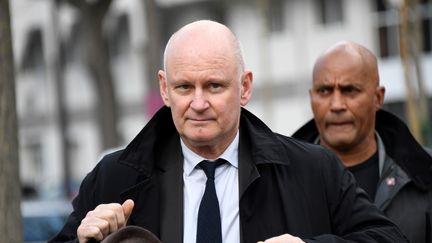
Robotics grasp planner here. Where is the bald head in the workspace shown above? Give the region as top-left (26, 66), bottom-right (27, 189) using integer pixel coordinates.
top-left (313, 41), bottom-right (379, 86)
top-left (163, 20), bottom-right (245, 75)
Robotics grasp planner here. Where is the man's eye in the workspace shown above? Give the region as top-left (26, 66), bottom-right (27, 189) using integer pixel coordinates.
top-left (209, 83), bottom-right (223, 90)
top-left (177, 84), bottom-right (190, 90)
top-left (341, 86), bottom-right (362, 95)
top-left (317, 87), bottom-right (331, 94)
top-left (341, 86), bottom-right (357, 93)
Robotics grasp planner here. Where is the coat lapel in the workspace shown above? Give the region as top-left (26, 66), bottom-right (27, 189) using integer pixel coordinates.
top-left (119, 134), bottom-right (184, 243)
top-left (120, 177), bottom-right (161, 236)
top-left (158, 135), bottom-right (184, 243)
top-left (238, 129), bottom-right (260, 198)
top-left (238, 129), bottom-right (259, 243)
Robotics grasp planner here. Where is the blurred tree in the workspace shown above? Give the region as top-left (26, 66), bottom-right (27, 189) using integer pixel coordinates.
top-left (398, 0), bottom-right (431, 146)
top-left (143, 0), bottom-right (164, 117)
top-left (62, 0), bottom-right (119, 150)
top-left (51, 1), bottom-right (72, 197)
top-left (0, 0), bottom-right (23, 241)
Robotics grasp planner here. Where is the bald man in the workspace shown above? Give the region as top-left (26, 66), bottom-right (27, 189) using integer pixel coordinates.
top-left (293, 41), bottom-right (432, 243)
top-left (51, 22), bottom-right (407, 243)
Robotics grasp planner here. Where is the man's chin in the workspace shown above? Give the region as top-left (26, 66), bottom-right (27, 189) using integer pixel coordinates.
top-left (184, 134), bottom-right (215, 147)
top-left (323, 136), bottom-right (355, 151)
top-left (330, 141), bottom-right (355, 152)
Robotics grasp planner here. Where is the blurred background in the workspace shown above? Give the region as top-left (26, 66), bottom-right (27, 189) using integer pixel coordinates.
top-left (4, 0), bottom-right (432, 241)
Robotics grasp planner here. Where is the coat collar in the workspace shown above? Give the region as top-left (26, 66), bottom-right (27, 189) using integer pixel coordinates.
top-left (292, 109), bottom-right (432, 190)
top-left (375, 109), bottom-right (432, 190)
top-left (239, 108), bottom-right (292, 166)
top-left (118, 106), bottom-right (291, 174)
top-left (117, 106), bottom-right (177, 176)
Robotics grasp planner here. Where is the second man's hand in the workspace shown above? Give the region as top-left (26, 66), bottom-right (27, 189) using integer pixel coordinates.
top-left (77, 199), bottom-right (134, 243)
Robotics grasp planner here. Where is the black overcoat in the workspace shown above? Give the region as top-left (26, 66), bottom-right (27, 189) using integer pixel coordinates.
top-left (50, 107), bottom-right (407, 243)
top-left (293, 109), bottom-right (432, 243)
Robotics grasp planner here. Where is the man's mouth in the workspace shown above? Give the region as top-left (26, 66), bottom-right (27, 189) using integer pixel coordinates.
top-left (326, 121), bottom-right (353, 130)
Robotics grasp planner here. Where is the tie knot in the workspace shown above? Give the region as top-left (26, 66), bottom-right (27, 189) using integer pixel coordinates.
top-left (199, 159), bottom-right (226, 180)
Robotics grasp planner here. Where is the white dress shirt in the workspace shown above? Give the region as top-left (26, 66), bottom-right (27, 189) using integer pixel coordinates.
top-left (182, 132), bottom-right (240, 243)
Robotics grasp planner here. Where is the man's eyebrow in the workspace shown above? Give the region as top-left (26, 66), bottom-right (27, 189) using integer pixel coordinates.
top-left (314, 83), bottom-right (333, 88)
top-left (171, 79), bottom-right (191, 85)
top-left (339, 83), bottom-right (359, 88)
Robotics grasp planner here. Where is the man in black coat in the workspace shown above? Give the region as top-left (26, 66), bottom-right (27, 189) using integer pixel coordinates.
top-left (50, 21), bottom-right (407, 243)
top-left (293, 41), bottom-right (432, 243)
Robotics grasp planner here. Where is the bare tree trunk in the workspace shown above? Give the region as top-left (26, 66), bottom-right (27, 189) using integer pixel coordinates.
top-left (408, 0), bottom-right (431, 146)
top-left (0, 0), bottom-right (23, 242)
top-left (67, 0), bottom-right (119, 150)
top-left (51, 1), bottom-right (72, 197)
top-left (144, 0), bottom-right (164, 117)
top-left (144, 0), bottom-right (162, 90)
top-left (258, 0), bottom-right (274, 123)
top-left (399, 0), bottom-right (421, 142)
top-left (399, 0), bottom-right (431, 145)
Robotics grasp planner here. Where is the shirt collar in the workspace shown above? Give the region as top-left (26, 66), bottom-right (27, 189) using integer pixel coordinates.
top-left (182, 131), bottom-right (239, 176)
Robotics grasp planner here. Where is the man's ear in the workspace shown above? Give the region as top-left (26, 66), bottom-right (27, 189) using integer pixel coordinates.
top-left (240, 70), bottom-right (253, 106)
top-left (375, 86), bottom-right (385, 110)
top-left (158, 70), bottom-right (170, 107)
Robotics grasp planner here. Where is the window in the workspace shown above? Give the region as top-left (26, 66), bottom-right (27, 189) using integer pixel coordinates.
top-left (21, 29), bottom-right (45, 71)
top-left (376, 0), bottom-right (432, 58)
top-left (378, 25), bottom-right (400, 58)
top-left (64, 21), bottom-right (81, 64)
top-left (422, 18), bottom-right (431, 53)
top-left (316, 0), bottom-right (344, 25)
top-left (22, 142), bottom-right (44, 198)
top-left (375, 0), bottom-right (388, 12)
top-left (268, 0), bottom-right (285, 32)
top-left (109, 14), bottom-right (130, 58)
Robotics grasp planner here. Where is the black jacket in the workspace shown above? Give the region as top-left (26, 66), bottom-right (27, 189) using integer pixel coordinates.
top-left (50, 107), bottom-right (408, 243)
top-left (293, 109), bottom-right (432, 243)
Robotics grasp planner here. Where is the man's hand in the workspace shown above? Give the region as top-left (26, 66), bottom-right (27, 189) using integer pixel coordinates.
top-left (258, 234), bottom-right (305, 243)
top-left (77, 199), bottom-right (134, 243)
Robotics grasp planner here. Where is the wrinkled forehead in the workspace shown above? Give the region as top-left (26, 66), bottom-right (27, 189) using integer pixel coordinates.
top-left (169, 40), bottom-right (231, 62)
top-left (314, 54), bottom-right (370, 83)
top-left (168, 35), bottom-right (233, 63)
top-left (166, 48), bottom-right (236, 83)
top-left (165, 41), bottom-right (239, 82)
top-left (317, 48), bottom-right (364, 72)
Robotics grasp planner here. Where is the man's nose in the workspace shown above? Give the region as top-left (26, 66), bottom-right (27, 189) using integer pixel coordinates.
top-left (330, 92), bottom-right (346, 112)
top-left (190, 91), bottom-right (209, 111)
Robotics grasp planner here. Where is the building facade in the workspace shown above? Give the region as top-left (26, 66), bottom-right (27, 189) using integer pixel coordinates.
top-left (10, 0), bottom-right (432, 199)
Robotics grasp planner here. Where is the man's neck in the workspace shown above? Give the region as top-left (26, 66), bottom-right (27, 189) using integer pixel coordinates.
top-left (337, 147), bottom-right (376, 167)
top-left (323, 138), bottom-right (378, 168)
top-left (181, 131), bottom-right (240, 160)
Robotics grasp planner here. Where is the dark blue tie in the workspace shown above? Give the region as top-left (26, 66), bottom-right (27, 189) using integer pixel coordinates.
top-left (196, 159), bottom-right (226, 243)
